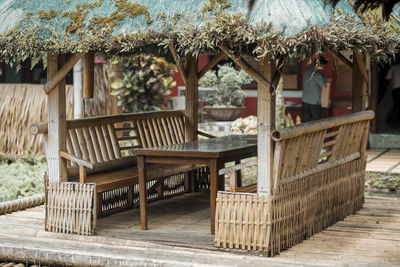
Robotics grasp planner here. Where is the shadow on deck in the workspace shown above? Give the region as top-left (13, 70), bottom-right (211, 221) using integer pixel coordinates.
top-left (0, 192), bottom-right (399, 266)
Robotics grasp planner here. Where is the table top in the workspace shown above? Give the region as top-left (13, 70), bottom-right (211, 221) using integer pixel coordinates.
top-left (134, 135), bottom-right (257, 158)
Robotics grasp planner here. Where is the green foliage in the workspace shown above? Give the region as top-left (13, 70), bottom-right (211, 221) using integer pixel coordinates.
top-left (199, 64), bottom-right (252, 107)
top-left (111, 55), bottom-right (176, 113)
top-left (367, 172), bottom-right (400, 191)
top-left (0, 152), bottom-right (46, 202)
top-left (275, 78), bottom-right (301, 129)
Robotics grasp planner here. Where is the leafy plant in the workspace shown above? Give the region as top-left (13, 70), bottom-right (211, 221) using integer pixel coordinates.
top-left (199, 64), bottom-right (253, 107)
top-left (111, 55), bottom-right (176, 113)
top-left (0, 152), bottom-right (46, 202)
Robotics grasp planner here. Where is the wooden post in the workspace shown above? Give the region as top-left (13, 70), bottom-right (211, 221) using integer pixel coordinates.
top-left (138, 156), bottom-right (148, 230)
top-left (257, 57), bottom-right (276, 195)
top-left (370, 60), bottom-right (378, 133)
top-left (352, 51), bottom-right (367, 112)
top-left (83, 53), bottom-right (95, 98)
top-left (185, 53), bottom-right (198, 142)
top-left (47, 54), bottom-right (68, 183)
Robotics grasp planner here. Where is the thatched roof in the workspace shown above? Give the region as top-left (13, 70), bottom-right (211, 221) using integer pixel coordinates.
top-left (0, 0), bottom-right (398, 67)
top-left (326, 0), bottom-right (400, 20)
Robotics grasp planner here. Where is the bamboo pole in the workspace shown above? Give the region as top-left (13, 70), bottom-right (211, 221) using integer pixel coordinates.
top-left (44, 53), bottom-right (85, 95)
top-left (184, 53), bottom-right (198, 142)
top-left (83, 53), bottom-right (95, 98)
top-left (272, 110), bottom-right (374, 141)
top-left (0, 193), bottom-right (45, 215)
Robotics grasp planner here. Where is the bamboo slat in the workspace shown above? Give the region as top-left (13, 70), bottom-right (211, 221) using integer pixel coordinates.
top-left (151, 118), bottom-right (163, 147)
top-left (82, 128), bottom-right (97, 163)
top-left (95, 126), bottom-right (109, 162)
top-left (101, 124), bottom-right (115, 160)
top-left (108, 124), bottom-right (122, 159)
top-left (156, 118), bottom-right (168, 146)
top-left (89, 127), bottom-right (103, 163)
top-left (75, 128), bottom-right (90, 162)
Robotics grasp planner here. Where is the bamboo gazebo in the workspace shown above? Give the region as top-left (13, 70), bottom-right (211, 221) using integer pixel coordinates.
top-left (0, 0), bottom-right (399, 256)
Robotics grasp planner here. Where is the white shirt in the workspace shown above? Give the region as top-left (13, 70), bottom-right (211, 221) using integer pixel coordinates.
top-left (386, 64), bottom-right (400, 90)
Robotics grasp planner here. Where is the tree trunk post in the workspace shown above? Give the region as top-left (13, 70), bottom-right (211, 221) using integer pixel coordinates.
top-left (352, 51), bottom-right (367, 112)
top-left (257, 57), bottom-right (276, 195)
top-left (47, 54), bottom-right (68, 183)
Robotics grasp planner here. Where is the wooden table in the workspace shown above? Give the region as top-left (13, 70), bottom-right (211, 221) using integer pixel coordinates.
top-left (134, 135), bottom-right (257, 234)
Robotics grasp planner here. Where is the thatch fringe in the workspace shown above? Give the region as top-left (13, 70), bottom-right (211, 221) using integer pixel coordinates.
top-left (0, 64), bottom-right (111, 155)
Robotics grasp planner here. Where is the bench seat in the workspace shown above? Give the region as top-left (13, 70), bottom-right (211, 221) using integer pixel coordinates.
top-left (69, 164), bottom-right (201, 192)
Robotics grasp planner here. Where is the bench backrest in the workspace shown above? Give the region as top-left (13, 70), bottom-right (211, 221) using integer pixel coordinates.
top-left (270, 110), bottom-right (374, 190)
top-left (32, 110), bottom-right (186, 176)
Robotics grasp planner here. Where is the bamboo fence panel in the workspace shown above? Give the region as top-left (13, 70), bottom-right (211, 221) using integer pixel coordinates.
top-left (0, 64), bottom-right (110, 155)
top-left (215, 111), bottom-right (373, 256)
top-left (214, 193), bottom-right (272, 251)
top-left (46, 182), bottom-right (96, 235)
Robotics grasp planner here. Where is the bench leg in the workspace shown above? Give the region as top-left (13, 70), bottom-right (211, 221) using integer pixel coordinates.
top-left (138, 156), bottom-right (148, 230)
top-left (218, 162), bottom-right (225, 191)
top-left (184, 171), bottom-right (194, 193)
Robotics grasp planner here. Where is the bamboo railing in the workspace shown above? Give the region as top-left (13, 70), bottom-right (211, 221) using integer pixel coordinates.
top-left (215, 111), bottom-right (374, 256)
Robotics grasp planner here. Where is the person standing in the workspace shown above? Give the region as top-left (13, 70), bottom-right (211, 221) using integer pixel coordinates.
top-left (386, 61), bottom-right (400, 129)
top-left (302, 56), bottom-right (331, 122)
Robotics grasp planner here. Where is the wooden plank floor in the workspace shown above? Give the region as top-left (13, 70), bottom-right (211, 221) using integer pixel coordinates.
top-left (0, 192), bottom-right (399, 266)
top-left (367, 149), bottom-right (400, 173)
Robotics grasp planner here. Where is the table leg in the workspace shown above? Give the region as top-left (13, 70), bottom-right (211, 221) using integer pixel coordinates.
top-left (209, 159), bottom-right (218, 235)
top-left (235, 160), bottom-right (242, 188)
top-left (137, 156), bottom-right (148, 230)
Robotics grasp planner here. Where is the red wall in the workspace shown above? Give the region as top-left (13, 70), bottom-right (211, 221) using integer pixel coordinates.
top-left (169, 54), bottom-right (210, 97)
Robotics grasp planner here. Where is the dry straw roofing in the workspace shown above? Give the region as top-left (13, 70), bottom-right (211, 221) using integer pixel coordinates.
top-left (0, 0), bottom-right (399, 67)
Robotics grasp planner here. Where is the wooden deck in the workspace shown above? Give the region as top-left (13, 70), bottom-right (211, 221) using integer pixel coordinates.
top-left (0, 192), bottom-right (399, 266)
top-left (367, 149), bottom-right (400, 173)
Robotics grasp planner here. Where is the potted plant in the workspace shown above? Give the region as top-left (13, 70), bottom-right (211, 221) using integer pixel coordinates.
top-left (199, 64), bottom-right (253, 121)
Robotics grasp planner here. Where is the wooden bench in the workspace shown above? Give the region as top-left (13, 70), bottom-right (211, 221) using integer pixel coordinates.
top-left (220, 111), bottom-right (374, 194)
top-left (214, 111), bottom-right (374, 254)
top-left (31, 110), bottom-right (204, 217)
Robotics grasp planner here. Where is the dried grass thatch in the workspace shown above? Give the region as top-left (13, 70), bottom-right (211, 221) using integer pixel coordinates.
top-left (0, 64), bottom-right (111, 155)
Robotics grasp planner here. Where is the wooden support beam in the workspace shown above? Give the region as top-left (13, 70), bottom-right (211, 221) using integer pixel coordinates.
top-left (184, 53), bottom-right (198, 142)
top-left (334, 51), bottom-right (353, 70)
top-left (354, 52), bottom-right (369, 82)
top-left (83, 53), bottom-right (95, 98)
top-left (257, 57), bottom-right (276, 195)
top-left (47, 54), bottom-right (68, 183)
top-left (220, 45), bottom-right (270, 89)
top-left (352, 51), bottom-right (367, 112)
top-left (169, 43), bottom-right (188, 85)
top-left (44, 52), bottom-right (85, 95)
top-left (198, 51), bottom-right (225, 79)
